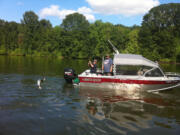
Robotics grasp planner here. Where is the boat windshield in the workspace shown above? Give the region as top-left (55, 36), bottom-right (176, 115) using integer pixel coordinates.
top-left (144, 68), bottom-right (164, 77)
top-left (115, 65), bottom-right (151, 76)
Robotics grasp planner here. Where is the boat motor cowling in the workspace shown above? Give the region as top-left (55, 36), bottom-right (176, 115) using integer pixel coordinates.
top-left (64, 68), bottom-right (77, 83)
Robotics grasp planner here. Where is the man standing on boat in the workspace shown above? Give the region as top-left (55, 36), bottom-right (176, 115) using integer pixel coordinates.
top-left (102, 54), bottom-right (113, 75)
top-left (88, 59), bottom-right (97, 73)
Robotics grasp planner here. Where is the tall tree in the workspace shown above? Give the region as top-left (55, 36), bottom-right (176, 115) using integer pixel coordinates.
top-left (60, 13), bottom-right (90, 58)
top-left (21, 11), bottom-right (40, 53)
top-left (21, 11), bottom-right (39, 32)
top-left (123, 28), bottom-right (140, 54)
top-left (0, 19), bottom-right (6, 54)
top-left (139, 3), bottom-right (180, 61)
top-left (61, 13), bottom-right (89, 31)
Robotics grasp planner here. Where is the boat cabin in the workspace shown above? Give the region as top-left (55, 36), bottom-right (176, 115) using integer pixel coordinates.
top-left (113, 54), bottom-right (165, 77)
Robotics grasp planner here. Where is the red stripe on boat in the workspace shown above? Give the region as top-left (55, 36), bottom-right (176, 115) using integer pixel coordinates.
top-left (79, 77), bottom-right (178, 84)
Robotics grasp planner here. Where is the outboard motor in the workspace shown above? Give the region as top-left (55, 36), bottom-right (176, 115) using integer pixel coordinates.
top-left (64, 68), bottom-right (77, 83)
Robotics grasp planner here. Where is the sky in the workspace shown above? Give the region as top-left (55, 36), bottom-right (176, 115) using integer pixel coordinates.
top-left (0, 0), bottom-right (179, 27)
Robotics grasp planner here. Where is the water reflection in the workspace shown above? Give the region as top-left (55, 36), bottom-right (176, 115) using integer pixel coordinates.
top-left (79, 87), bottom-right (180, 134)
top-left (0, 56), bottom-right (88, 76)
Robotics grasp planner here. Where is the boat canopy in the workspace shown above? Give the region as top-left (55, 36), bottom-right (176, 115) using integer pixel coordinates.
top-left (113, 54), bottom-right (159, 68)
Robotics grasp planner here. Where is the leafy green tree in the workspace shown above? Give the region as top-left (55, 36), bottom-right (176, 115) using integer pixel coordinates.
top-left (60, 13), bottom-right (90, 58)
top-left (90, 21), bottom-right (113, 56)
top-left (61, 13), bottom-right (89, 31)
top-left (123, 28), bottom-right (140, 54)
top-left (110, 24), bottom-right (130, 53)
top-left (0, 19), bottom-right (6, 54)
top-left (39, 19), bottom-right (52, 29)
top-left (21, 11), bottom-right (39, 32)
top-left (139, 3), bottom-right (180, 61)
top-left (6, 21), bottom-right (19, 50)
top-left (21, 11), bottom-right (40, 53)
top-left (37, 19), bottom-right (52, 52)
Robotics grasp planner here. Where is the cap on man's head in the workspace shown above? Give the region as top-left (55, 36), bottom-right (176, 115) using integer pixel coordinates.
top-left (106, 54), bottom-right (110, 57)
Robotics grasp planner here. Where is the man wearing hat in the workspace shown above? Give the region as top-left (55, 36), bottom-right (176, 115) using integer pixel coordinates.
top-left (102, 54), bottom-right (113, 75)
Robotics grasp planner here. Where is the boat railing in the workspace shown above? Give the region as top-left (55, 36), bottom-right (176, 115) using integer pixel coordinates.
top-left (83, 68), bottom-right (103, 76)
top-left (165, 72), bottom-right (180, 77)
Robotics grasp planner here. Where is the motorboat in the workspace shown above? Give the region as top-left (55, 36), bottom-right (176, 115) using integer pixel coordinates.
top-left (64, 41), bottom-right (180, 92)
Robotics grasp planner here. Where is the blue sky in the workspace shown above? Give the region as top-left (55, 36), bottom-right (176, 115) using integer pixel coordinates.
top-left (0, 0), bottom-right (179, 27)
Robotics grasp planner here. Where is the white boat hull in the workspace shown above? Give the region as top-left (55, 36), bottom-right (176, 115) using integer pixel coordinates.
top-left (78, 75), bottom-right (180, 92)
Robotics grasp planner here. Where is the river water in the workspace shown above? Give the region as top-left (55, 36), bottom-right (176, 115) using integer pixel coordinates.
top-left (0, 56), bottom-right (180, 135)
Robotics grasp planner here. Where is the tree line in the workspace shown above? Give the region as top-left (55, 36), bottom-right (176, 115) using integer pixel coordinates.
top-left (0, 3), bottom-right (180, 62)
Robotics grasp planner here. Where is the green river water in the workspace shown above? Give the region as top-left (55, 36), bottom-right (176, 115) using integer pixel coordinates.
top-left (0, 56), bottom-right (180, 135)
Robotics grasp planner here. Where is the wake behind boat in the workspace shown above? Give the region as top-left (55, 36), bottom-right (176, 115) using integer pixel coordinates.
top-left (64, 41), bottom-right (180, 92)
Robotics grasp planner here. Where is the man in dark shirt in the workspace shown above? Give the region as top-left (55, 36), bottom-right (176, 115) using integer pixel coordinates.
top-left (88, 59), bottom-right (97, 73)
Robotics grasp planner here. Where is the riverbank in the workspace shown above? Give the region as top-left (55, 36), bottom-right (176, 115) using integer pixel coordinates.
top-left (1, 47), bottom-right (180, 64)
top-left (1, 52), bottom-right (180, 64)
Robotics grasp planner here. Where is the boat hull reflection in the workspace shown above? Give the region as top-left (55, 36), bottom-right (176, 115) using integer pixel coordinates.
top-left (79, 86), bottom-right (143, 102)
top-left (79, 87), bottom-right (176, 134)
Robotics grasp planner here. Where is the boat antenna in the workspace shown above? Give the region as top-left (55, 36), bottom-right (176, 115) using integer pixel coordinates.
top-left (108, 40), bottom-right (119, 54)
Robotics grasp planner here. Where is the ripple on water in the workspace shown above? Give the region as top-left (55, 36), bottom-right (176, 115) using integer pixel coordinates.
top-left (1, 73), bottom-right (180, 135)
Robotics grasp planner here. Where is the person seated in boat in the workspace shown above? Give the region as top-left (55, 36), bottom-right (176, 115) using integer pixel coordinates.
top-left (88, 59), bottom-right (97, 73)
top-left (102, 54), bottom-right (113, 76)
top-left (137, 67), bottom-right (149, 76)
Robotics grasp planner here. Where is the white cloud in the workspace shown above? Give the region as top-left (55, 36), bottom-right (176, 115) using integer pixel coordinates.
top-left (77, 6), bottom-right (92, 14)
top-left (77, 7), bottom-right (95, 21)
top-left (86, 0), bottom-right (160, 16)
top-left (39, 5), bottom-right (95, 21)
